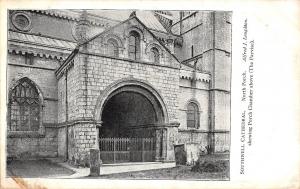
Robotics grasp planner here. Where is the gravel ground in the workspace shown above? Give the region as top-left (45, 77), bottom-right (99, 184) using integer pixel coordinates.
top-left (6, 159), bottom-right (75, 178)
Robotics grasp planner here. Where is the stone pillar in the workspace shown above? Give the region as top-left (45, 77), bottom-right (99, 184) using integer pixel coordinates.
top-left (162, 128), bottom-right (168, 160)
top-left (155, 128), bottom-right (168, 161)
top-left (154, 123), bottom-right (179, 162)
top-left (89, 149), bottom-right (100, 176)
top-left (155, 129), bottom-right (162, 161)
top-left (96, 121), bottom-right (102, 165)
top-left (165, 122), bottom-right (180, 161)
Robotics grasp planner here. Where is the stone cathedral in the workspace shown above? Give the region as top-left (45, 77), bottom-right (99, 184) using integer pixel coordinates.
top-left (6, 10), bottom-right (231, 166)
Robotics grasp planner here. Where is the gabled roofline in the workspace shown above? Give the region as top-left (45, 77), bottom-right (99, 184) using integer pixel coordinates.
top-left (80, 16), bottom-right (134, 46)
top-left (55, 46), bottom-right (79, 78)
top-left (133, 16), bottom-right (181, 64)
top-left (79, 15), bottom-right (181, 65)
top-left (56, 15), bottom-right (183, 77)
top-left (55, 17), bottom-right (135, 77)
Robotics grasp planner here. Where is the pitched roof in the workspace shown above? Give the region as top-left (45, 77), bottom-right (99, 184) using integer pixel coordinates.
top-left (87, 10), bottom-right (167, 33)
top-left (8, 30), bottom-right (76, 51)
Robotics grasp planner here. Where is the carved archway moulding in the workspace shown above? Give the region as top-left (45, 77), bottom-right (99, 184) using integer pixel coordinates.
top-left (94, 78), bottom-right (169, 124)
top-left (103, 33), bottom-right (124, 48)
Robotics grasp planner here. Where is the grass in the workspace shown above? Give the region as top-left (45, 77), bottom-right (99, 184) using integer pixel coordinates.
top-left (97, 164), bottom-right (229, 180)
top-left (6, 159), bottom-right (75, 178)
top-left (191, 160), bottom-right (229, 173)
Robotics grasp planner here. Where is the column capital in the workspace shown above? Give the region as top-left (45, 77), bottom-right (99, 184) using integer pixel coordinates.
top-left (95, 121), bottom-right (102, 128)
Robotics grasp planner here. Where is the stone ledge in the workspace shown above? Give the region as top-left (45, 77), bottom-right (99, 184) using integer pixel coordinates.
top-left (79, 51), bottom-right (180, 70)
top-left (126, 123), bottom-right (179, 129)
top-left (178, 129), bottom-right (230, 133)
top-left (57, 118), bottom-right (102, 128)
top-left (7, 131), bottom-right (45, 138)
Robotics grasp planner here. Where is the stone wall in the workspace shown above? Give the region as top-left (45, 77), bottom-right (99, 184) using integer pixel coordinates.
top-left (7, 53), bottom-right (59, 158)
top-left (210, 12), bottom-right (231, 152)
top-left (7, 54), bottom-right (59, 123)
top-left (9, 11), bottom-right (75, 42)
top-left (177, 131), bottom-right (208, 164)
top-left (178, 79), bottom-right (210, 130)
top-left (173, 11), bottom-right (232, 74)
top-left (174, 11), bottom-right (213, 64)
top-left (67, 122), bottom-right (98, 166)
top-left (73, 52), bottom-right (180, 123)
top-left (57, 127), bottom-right (67, 158)
top-left (86, 18), bottom-right (179, 68)
top-left (56, 37), bottom-right (181, 164)
top-left (215, 132), bottom-right (230, 153)
top-left (7, 128), bottom-right (58, 159)
top-left (6, 10), bottom-right (232, 163)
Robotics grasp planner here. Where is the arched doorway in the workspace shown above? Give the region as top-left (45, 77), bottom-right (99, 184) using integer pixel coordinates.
top-left (94, 79), bottom-right (169, 163)
top-left (100, 91), bottom-right (158, 138)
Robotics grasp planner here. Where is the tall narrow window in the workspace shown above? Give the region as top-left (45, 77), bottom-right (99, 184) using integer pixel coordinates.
top-left (107, 38), bottom-right (119, 57)
top-left (25, 52), bottom-right (34, 65)
top-left (150, 47), bottom-right (160, 64)
top-left (128, 31), bottom-right (140, 60)
top-left (187, 102), bottom-right (199, 128)
top-left (9, 78), bottom-right (41, 131)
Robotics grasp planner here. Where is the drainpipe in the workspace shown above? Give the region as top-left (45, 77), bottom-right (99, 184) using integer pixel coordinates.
top-left (209, 11), bottom-right (216, 154)
top-left (65, 68), bottom-right (69, 161)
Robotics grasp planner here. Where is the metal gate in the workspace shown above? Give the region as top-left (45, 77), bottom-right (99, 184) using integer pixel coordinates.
top-left (99, 137), bottom-right (155, 163)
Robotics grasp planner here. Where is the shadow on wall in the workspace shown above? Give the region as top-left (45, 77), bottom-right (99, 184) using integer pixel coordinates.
top-left (174, 144), bottom-right (186, 165)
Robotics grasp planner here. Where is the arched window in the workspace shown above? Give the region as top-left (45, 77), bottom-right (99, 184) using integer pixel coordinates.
top-left (128, 31), bottom-right (140, 60)
top-left (150, 47), bottom-right (160, 64)
top-left (187, 102), bottom-right (199, 128)
top-left (8, 78), bottom-right (41, 131)
top-left (107, 38), bottom-right (119, 57)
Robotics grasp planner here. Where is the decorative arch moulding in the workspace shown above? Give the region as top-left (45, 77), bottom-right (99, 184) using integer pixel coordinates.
top-left (124, 25), bottom-right (145, 40)
top-left (145, 42), bottom-right (164, 55)
top-left (102, 33), bottom-right (125, 48)
top-left (94, 77), bottom-right (170, 124)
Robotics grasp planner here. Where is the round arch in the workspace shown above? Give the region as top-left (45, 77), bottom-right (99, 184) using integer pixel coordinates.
top-left (103, 33), bottom-right (124, 48)
top-left (94, 78), bottom-right (169, 124)
top-left (124, 26), bottom-right (145, 40)
top-left (184, 98), bottom-right (202, 112)
top-left (145, 42), bottom-right (164, 56)
top-left (185, 98), bottom-right (202, 129)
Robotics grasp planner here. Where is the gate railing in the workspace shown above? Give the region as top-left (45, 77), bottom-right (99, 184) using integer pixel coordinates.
top-left (99, 137), bottom-right (155, 163)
